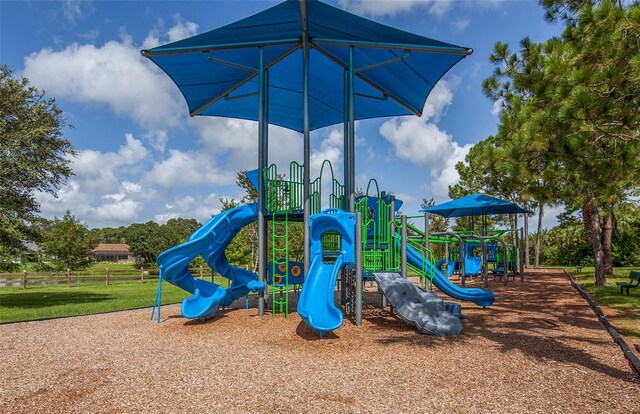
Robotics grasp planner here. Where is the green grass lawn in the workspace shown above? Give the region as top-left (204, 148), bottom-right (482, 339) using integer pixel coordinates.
top-left (82, 262), bottom-right (146, 271)
top-left (0, 280), bottom-right (188, 323)
top-left (0, 272), bottom-right (240, 323)
top-left (572, 266), bottom-right (640, 339)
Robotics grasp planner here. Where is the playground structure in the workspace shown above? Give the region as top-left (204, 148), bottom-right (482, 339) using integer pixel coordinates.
top-left (422, 193), bottom-right (531, 288)
top-left (143, 0), bottom-right (533, 337)
top-left (155, 162), bottom-right (509, 336)
top-left (432, 230), bottom-right (521, 285)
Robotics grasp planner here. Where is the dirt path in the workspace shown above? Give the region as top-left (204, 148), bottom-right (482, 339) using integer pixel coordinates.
top-left (1, 269), bottom-right (638, 413)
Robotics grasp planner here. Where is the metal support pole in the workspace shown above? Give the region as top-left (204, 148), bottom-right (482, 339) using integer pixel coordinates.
top-left (459, 235), bottom-right (466, 287)
top-left (401, 215), bottom-right (408, 279)
top-left (445, 243), bottom-right (449, 275)
top-left (389, 196), bottom-right (396, 270)
top-left (502, 240), bottom-right (508, 286)
top-left (302, 13), bottom-right (311, 280)
top-left (482, 239), bottom-right (488, 289)
top-left (343, 70), bottom-right (349, 210)
top-left (356, 212), bottom-right (363, 326)
top-left (520, 227), bottom-right (525, 282)
top-left (257, 47), bottom-right (267, 316)
top-left (424, 212), bottom-right (430, 258)
top-left (347, 46), bottom-right (356, 212)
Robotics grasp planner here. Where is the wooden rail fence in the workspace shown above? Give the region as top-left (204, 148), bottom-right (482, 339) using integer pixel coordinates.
top-left (0, 266), bottom-right (215, 289)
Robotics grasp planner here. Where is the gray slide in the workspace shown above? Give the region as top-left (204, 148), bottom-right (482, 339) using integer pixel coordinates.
top-left (374, 272), bottom-right (464, 337)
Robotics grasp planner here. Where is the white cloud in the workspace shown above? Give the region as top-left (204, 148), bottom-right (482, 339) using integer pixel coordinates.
top-left (379, 79), bottom-right (472, 201)
top-left (154, 193), bottom-right (223, 224)
top-left (393, 192), bottom-right (417, 205)
top-left (380, 81), bottom-right (458, 166)
top-left (381, 120), bottom-right (456, 166)
top-left (167, 17), bottom-right (199, 42)
top-left (22, 18), bottom-right (200, 129)
top-left (94, 199), bottom-right (142, 222)
top-left (338, 0), bottom-right (505, 17)
top-left (451, 18), bottom-right (470, 32)
top-left (422, 80), bottom-right (455, 122)
top-left (71, 133), bottom-right (148, 193)
top-left (143, 129), bottom-right (169, 152)
top-left (23, 40), bottom-right (182, 128)
top-left (429, 143), bottom-right (472, 199)
top-left (145, 149), bottom-right (234, 188)
top-left (194, 117), bottom-right (302, 173)
top-left (122, 181), bottom-right (142, 193)
top-left (366, 146), bottom-right (376, 161)
top-left (339, 0), bottom-right (453, 17)
top-left (491, 97), bottom-right (505, 116)
top-left (143, 15), bottom-right (199, 50)
top-left (310, 127), bottom-right (343, 178)
top-left (36, 134), bottom-right (150, 227)
top-left (62, 0), bottom-right (94, 23)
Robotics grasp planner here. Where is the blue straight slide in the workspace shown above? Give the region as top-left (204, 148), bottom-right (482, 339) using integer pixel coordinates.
top-left (297, 209), bottom-right (356, 334)
top-left (297, 253), bottom-right (345, 332)
top-left (156, 203), bottom-right (263, 319)
top-left (406, 244), bottom-right (494, 307)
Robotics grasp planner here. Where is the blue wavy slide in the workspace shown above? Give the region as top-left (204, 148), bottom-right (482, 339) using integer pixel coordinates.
top-left (405, 243), bottom-right (494, 307)
top-left (297, 209), bottom-right (356, 334)
top-left (156, 202), bottom-right (264, 319)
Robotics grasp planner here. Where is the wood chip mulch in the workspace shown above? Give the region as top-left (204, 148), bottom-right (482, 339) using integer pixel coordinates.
top-left (1, 269), bottom-right (638, 413)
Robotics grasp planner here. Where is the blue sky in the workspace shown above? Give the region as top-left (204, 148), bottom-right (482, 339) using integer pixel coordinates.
top-left (1, 0), bottom-right (563, 228)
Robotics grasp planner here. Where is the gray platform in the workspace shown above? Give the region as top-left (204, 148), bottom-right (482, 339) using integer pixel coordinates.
top-left (374, 272), bottom-right (464, 337)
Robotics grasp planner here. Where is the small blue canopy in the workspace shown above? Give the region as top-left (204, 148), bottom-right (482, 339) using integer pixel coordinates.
top-left (422, 193), bottom-right (532, 218)
top-left (142, 0), bottom-right (471, 132)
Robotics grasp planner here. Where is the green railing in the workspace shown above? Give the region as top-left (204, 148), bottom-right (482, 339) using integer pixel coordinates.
top-left (265, 160), bottom-right (344, 215)
top-left (356, 180), bottom-right (394, 274)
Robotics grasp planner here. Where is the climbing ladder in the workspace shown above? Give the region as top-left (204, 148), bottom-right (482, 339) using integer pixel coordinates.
top-left (263, 160), bottom-right (347, 317)
top-left (270, 211), bottom-right (290, 317)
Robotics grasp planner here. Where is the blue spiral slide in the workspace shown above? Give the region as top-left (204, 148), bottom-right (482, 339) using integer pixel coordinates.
top-left (156, 202), bottom-right (264, 319)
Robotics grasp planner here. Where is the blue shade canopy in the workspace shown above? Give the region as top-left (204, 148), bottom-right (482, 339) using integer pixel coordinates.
top-left (422, 193), bottom-right (532, 218)
top-left (141, 0), bottom-right (471, 132)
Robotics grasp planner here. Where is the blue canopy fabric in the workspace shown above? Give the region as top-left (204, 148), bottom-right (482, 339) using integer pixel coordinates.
top-left (142, 0), bottom-right (471, 132)
top-left (422, 193), bottom-right (532, 218)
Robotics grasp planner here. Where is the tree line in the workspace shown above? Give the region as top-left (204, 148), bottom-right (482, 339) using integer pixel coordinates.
top-left (451, 0), bottom-right (640, 284)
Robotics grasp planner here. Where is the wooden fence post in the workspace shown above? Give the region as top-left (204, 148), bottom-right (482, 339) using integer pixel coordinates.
top-left (106, 268), bottom-right (110, 286)
top-left (199, 266), bottom-right (203, 279)
top-left (140, 267), bottom-right (144, 284)
top-left (22, 270), bottom-right (27, 289)
top-left (67, 268), bottom-right (71, 287)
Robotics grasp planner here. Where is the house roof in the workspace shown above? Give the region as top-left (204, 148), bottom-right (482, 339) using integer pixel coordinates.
top-left (93, 244), bottom-right (130, 253)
